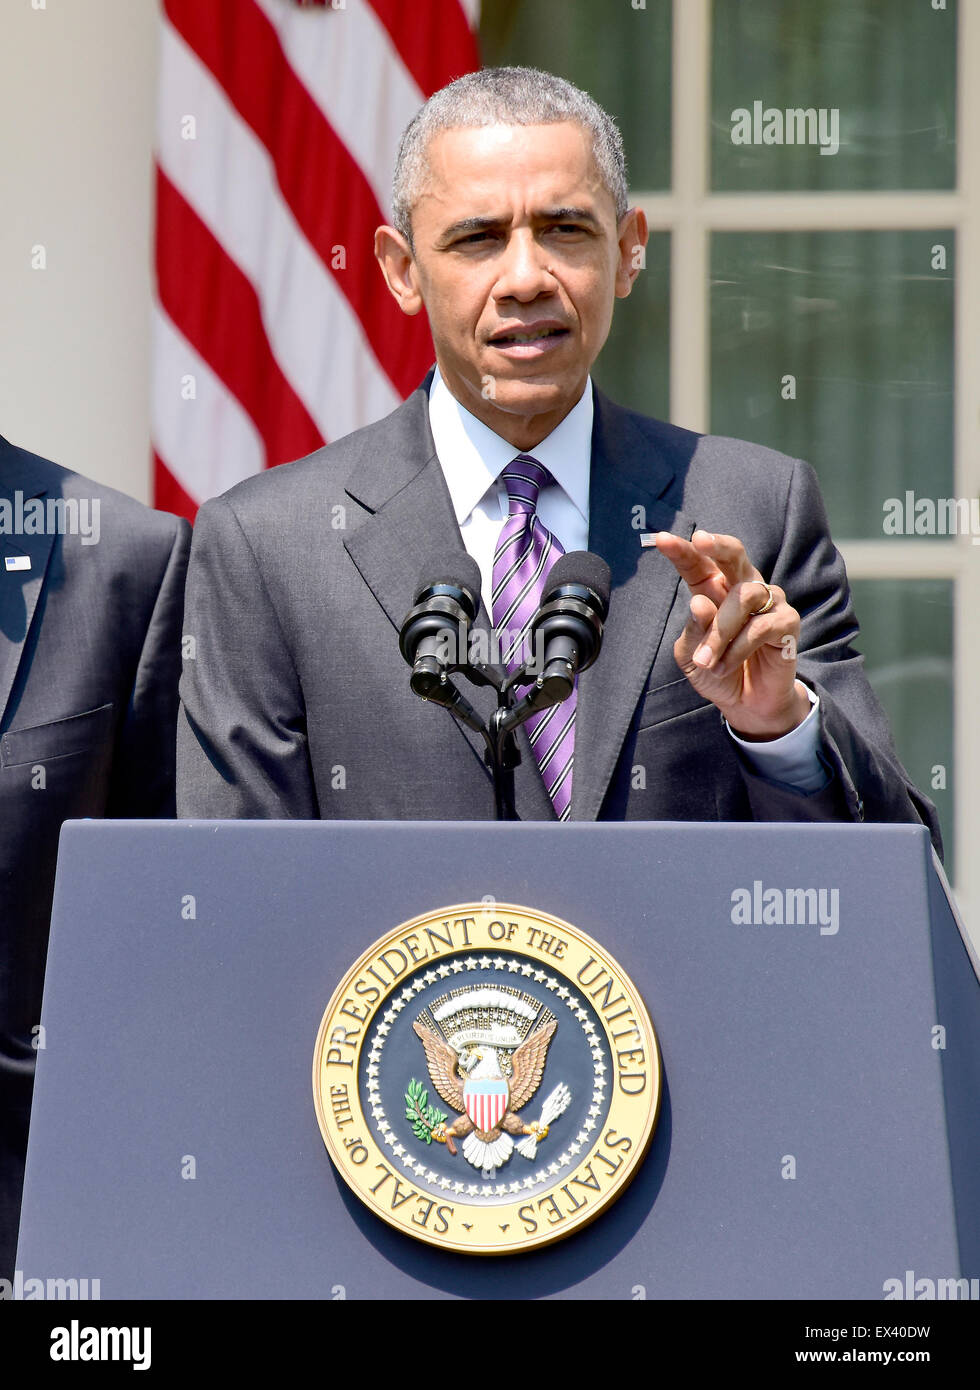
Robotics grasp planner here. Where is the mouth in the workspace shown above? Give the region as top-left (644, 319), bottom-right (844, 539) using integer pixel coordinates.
top-left (487, 325), bottom-right (570, 356)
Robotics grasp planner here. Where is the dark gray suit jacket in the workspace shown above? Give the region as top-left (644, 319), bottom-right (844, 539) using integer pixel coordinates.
top-left (177, 380), bottom-right (939, 848)
top-left (0, 438), bottom-right (190, 1276)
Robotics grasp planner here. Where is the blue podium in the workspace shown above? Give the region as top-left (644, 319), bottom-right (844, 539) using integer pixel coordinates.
top-left (15, 820), bottom-right (980, 1299)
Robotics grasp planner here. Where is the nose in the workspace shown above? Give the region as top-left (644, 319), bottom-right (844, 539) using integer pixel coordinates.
top-left (493, 229), bottom-right (558, 302)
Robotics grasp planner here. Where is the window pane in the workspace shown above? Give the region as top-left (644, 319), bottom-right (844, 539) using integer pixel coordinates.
top-left (594, 232), bottom-right (670, 421)
top-left (479, 0), bottom-right (672, 192)
top-left (849, 578), bottom-right (954, 873)
top-left (711, 0), bottom-right (957, 191)
top-left (710, 230), bottom-right (954, 541)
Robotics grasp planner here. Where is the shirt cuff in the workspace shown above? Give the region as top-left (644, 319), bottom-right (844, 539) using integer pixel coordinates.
top-left (724, 684), bottom-right (829, 793)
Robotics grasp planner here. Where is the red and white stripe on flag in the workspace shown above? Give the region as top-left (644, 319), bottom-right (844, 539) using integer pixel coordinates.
top-left (152, 0), bottom-right (480, 520)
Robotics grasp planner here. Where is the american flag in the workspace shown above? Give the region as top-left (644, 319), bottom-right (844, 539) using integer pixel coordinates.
top-left (152, 0), bottom-right (480, 520)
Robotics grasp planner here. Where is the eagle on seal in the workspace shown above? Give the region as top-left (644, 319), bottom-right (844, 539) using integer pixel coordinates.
top-left (411, 1017), bottom-right (558, 1171)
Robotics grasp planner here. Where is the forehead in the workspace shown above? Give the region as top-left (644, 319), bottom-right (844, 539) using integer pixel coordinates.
top-left (417, 121), bottom-right (614, 227)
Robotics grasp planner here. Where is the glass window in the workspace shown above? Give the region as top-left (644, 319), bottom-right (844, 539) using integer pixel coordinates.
top-left (594, 232), bottom-right (670, 420)
top-left (711, 0), bottom-right (957, 191)
top-left (709, 230), bottom-right (954, 541)
top-left (480, 0), bottom-right (673, 192)
top-left (849, 577), bottom-right (954, 869)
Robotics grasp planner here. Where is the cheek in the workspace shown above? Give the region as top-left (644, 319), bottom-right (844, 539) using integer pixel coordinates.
top-left (577, 278), bottom-right (615, 335)
top-left (428, 283), bottom-right (484, 335)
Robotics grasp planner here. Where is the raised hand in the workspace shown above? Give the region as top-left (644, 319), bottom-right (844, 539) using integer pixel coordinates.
top-left (654, 529), bottom-right (812, 740)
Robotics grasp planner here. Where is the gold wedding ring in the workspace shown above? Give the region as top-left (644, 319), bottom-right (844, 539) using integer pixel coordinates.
top-left (746, 580), bottom-right (775, 616)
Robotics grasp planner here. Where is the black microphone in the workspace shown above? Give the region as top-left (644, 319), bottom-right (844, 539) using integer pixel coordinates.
top-left (399, 552), bottom-right (482, 699)
top-left (524, 550), bottom-right (611, 697)
top-left (498, 551), bottom-right (611, 731)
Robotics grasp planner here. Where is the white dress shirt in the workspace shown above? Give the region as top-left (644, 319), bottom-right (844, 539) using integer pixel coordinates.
top-left (427, 365), bottom-right (826, 792)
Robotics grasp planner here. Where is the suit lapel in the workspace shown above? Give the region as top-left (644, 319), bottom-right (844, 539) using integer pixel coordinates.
top-left (342, 387), bottom-right (553, 818)
top-left (571, 392), bottom-right (696, 821)
top-left (342, 387), bottom-right (465, 645)
top-left (0, 445), bottom-right (57, 731)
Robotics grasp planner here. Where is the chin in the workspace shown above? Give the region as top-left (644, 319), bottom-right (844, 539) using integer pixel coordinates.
top-left (487, 379), bottom-right (568, 411)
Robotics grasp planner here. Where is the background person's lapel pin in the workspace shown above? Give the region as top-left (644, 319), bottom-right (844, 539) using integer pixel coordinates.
top-left (4, 555), bottom-right (31, 572)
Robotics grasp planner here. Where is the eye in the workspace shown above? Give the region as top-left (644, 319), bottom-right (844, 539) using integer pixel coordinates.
top-left (548, 222), bottom-right (589, 239)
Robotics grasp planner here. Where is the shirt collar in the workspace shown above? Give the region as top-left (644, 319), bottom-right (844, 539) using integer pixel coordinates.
top-left (428, 365), bottom-right (593, 525)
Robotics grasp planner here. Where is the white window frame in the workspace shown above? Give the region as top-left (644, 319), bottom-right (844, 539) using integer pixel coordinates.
top-left (632, 0), bottom-right (978, 935)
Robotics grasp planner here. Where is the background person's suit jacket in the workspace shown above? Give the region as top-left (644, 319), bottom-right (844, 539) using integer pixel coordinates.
top-left (177, 380), bottom-right (940, 851)
top-left (0, 437), bottom-right (190, 1277)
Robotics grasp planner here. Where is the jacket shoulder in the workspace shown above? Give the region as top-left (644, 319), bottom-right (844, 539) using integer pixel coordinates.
top-left (593, 391), bottom-right (808, 528)
top-left (0, 436), bottom-right (188, 550)
top-left (694, 431), bottom-right (804, 483)
top-left (598, 393), bottom-right (802, 484)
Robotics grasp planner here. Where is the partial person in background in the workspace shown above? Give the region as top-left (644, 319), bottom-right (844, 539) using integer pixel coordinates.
top-left (0, 435), bottom-right (189, 1278)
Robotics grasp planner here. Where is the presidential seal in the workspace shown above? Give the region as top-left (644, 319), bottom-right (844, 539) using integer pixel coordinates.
top-left (312, 904), bottom-right (660, 1254)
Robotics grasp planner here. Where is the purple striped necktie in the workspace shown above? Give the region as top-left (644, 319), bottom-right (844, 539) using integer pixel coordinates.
top-left (491, 454), bottom-right (575, 821)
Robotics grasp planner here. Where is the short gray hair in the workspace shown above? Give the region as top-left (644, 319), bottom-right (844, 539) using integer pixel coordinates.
top-left (391, 66), bottom-right (629, 247)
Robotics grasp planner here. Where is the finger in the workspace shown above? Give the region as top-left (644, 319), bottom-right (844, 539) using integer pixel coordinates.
top-left (707, 591), bottom-right (800, 677)
top-left (674, 594), bottom-right (718, 672)
top-left (690, 531), bottom-right (763, 589)
top-left (691, 582), bottom-right (788, 670)
top-left (715, 611), bottom-right (799, 678)
top-left (653, 530), bottom-right (729, 606)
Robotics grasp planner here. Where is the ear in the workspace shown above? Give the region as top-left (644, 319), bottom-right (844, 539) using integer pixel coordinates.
top-left (374, 224), bottom-right (425, 316)
top-left (614, 207), bottom-right (649, 299)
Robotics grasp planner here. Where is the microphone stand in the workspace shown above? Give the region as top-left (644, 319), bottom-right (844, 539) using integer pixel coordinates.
top-left (469, 657), bottom-right (575, 822)
top-left (402, 563), bottom-right (605, 822)
top-left (422, 658), bottom-right (567, 821)
top-left (446, 660), bottom-right (523, 822)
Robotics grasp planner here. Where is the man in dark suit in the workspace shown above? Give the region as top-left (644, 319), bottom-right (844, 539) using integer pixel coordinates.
top-left (0, 438), bottom-right (189, 1276)
top-left (177, 67), bottom-right (938, 847)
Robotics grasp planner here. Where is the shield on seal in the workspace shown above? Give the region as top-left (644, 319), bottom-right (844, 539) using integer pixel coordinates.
top-left (464, 1078), bottom-right (509, 1132)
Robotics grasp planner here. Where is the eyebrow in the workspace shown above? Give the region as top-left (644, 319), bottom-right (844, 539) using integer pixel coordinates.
top-left (437, 206), bottom-right (602, 245)
top-left (544, 206), bottom-right (601, 227)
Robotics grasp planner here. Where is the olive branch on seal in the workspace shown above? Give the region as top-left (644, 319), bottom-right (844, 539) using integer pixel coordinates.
top-left (405, 1078), bottom-right (446, 1143)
